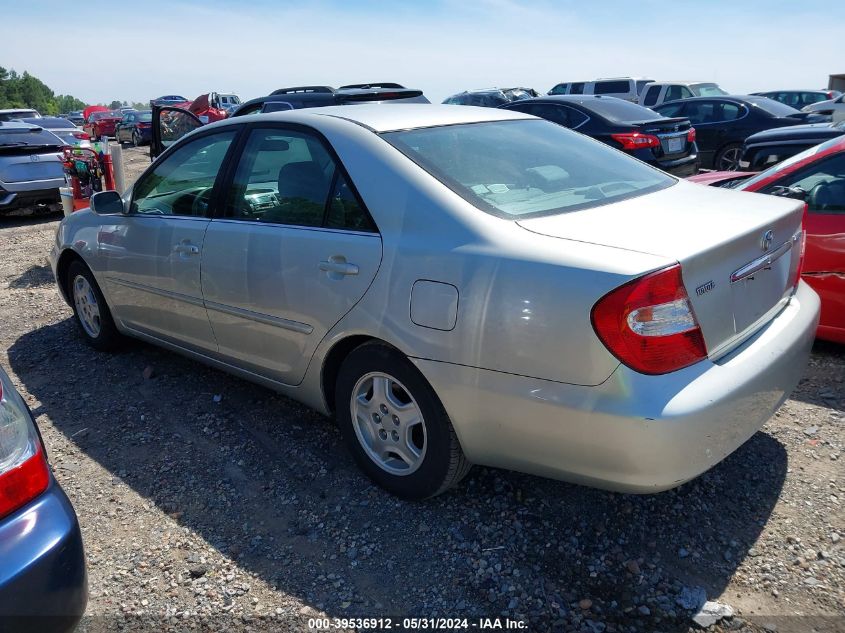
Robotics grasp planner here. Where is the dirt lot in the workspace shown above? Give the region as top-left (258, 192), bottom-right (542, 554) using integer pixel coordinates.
top-left (0, 146), bottom-right (843, 632)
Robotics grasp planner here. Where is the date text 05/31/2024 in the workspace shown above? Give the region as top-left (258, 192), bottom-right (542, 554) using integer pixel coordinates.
top-left (308, 617), bottom-right (528, 630)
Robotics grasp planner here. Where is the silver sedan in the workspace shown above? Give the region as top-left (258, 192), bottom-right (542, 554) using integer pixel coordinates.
top-left (49, 105), bottom-right (819, 499)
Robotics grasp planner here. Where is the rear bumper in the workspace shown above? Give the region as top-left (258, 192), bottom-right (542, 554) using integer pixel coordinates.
top-left (413, 281), bottom-right (819, 492)
top-left (0, 480), bottom-right (87, 632)
top-left (0, 186), bottom-right (61, 215)
top-left (649, 153), bottom-right (700, 177)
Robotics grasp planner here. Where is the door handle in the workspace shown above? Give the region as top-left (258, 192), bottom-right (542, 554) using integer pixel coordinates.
top-left (319, 256), bottom-right (359, 279)
top-left (173, 242), bottom-right (199, 255)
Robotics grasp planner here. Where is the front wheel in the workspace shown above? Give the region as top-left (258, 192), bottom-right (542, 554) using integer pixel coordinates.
top-left (67, 260), bottom-right (123, 352)
top-left (714, 143), bottom-right (743, 171)
top-left (335, 342), bottom-right (471, 499)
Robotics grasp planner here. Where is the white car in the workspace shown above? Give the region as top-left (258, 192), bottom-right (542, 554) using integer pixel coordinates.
top-left (50, 105), bottom-right (818, 498)
top-left (640, 81), bottom-right (728, 107)
top-left (548, 77), bottom-right (654, 103)
top-left (802, 93), bottom-right (845, 122)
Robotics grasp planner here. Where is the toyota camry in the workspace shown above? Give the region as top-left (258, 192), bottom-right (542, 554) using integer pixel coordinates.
top-left (49, 105), bottom-right (819, 499)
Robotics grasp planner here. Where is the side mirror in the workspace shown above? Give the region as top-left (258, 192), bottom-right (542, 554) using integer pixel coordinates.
top-left (90, 190), bottom-right (124, 215)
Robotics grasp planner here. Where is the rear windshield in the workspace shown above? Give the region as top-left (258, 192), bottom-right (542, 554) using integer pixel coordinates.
top-left (581, 98), bottom-right (662, 123)
top-left (90, 112), bottom-right (114, 120)
top-left (0, 110), bottom-right (39, 122)
top-left (0, 128), bottom-right (63, 147)
top-left (18, 116), bottom-right (73, 129)
top-left (381, 120), bottom-right (674, 219)
top-left (594, 80), bottom-right (631, 94)
top-left (746, 97), bottom-right (800, 117)
top-left (692, 84), bottom-right (727, 97)
top-left (138, 111), bottom-right (152, 122)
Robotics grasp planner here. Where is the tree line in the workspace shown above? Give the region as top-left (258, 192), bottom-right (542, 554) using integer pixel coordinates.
top-left (0, 66), bottom-right (146, 115)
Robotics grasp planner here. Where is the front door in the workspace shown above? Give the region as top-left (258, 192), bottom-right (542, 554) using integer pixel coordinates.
top-left (101, 129), bottom-right (239, 351)
top-left (150, 105), bottom-right (204, 160)
top-left (200, 126), bottom-right (383, 385)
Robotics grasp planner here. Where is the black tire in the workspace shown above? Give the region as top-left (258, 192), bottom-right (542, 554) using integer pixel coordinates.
top-left (132, 130), bottom-right (140, 147)
top-left (66, 260), bottom-right (123, 352)
top-left (714, 143), bottom-right (743, 171)
top-left (335, 342), bottom-right (471, 499)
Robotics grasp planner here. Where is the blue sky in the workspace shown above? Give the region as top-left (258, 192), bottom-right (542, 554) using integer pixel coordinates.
top-left (3, 0), bottom-right (844, 105)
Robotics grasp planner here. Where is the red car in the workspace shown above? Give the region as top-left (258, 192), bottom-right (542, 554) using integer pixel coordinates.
top-left (689, 136), bottom-right (845, 343)
top-left (82, 110), bottom-right (122, 139)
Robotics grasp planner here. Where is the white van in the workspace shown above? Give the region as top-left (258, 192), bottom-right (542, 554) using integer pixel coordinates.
top-left (547, 77), bottom-right (654, 103)
top-left (640, 81), bottom-right (728, 107)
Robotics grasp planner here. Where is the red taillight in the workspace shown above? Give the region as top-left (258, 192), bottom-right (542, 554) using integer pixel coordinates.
top-left (591, 264), bottom-right (708, 375)
top-left (687, 127), bottom-right (696, 143)
top-left (138, 122), bottom-right (151, 128)
top-left (611, 132), bottom-right (660, 150)
top-left (0, 380), bottom-right (50, 519)
top-left (72, 132), bottom-right (90, 140)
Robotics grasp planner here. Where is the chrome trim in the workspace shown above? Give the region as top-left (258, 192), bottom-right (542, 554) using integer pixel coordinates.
top-left (730, 240), bottom-right (792, 284)
top-left (106, 277), bottom-right (205, 307)
top-left (204, 300), bottom-right (314, 334)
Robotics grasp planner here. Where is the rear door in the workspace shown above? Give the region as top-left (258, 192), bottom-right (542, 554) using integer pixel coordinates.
top-left (758, 152), bottom-right (845, 338)
top-left (200, 125), bottom-right (382, 385)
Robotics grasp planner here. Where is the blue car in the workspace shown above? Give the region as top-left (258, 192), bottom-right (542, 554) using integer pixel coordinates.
top-left (0, 366), bottom-right (87, 632)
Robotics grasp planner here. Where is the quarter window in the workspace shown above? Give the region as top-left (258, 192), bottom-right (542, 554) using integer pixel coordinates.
top-left (131, 131), bottom-right (236, 216)
top-left (226, 128), bottom-right (376, 231)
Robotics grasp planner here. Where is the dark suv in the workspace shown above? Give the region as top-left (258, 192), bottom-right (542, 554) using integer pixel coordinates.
top-left (232, 83), bottom-right (429, 117)
top-left (442, 87), bottom-right (538, 108)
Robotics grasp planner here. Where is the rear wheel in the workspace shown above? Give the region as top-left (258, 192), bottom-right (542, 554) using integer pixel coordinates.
top-left (67, 260), bottom-right (122, 352)
top-left (715, 143), bottom-right (743, 171)
top-left (335, 343), bottom-right (471, 499)
top-left (132, 130), bottom-right (141, 147)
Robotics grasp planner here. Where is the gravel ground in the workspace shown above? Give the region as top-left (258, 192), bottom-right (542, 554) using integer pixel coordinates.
top-left (0, 146), bottom-right (842, 633)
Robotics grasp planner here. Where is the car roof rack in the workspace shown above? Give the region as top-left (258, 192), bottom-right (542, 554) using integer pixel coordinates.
top-left (270, 86), bottom-right (335, 95)
top-left (338, 83), bottom-right (406, 90)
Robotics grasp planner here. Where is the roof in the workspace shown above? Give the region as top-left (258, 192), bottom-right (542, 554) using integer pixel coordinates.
top-left (236, 104), bottom-right (533, 133)
top-left (643, 81), bottom-right (717, 86)
top-left (0, 108), bottom-right (39, 114)
top-left (15, 116), bottom-right (76, 129)
top-left (0, 121), bottom-right (45, 131)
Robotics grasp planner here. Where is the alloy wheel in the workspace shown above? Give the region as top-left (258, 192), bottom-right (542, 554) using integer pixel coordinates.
top-left (717, 147), bottom-right (742, 171)
top-left (350, 372), bottom-right (427, 476)
top-left (72, 274), bottom-right (101, 338)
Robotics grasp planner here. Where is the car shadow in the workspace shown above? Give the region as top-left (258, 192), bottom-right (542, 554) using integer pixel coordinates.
top-left (788, 340), bottom-right (844, 412)
top-left (8, 320), bottom-right (788, 630)
top-left (8, 263), bottom-right (55, 289)
top-left (0, 212), bottom-right (61, 229)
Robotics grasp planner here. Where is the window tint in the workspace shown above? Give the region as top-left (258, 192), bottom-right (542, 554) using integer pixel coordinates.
top-left (762, 153), bottom-right (845, 215)
top-left (570, 82), bottom-right (585, 95)
top-left (593, 80), bottom-right (631, 95)
top-left (665, 85), bottom-right (693, 102)
top-left (642, 86), bottom-right (661, 106)
top-left (262, 101), bottom-right (294, 113)
top-left (655, 102), bottom-right (685, 117)
top-left (581, 98), bottom-right (661, 123)
top-left (382, 120), bottom-right (674, 219)
top-left (226, 128), bottom-right (375, 230)
top-left (131, 131), bottom-right (235, 216)
top-left (683, 101), bottom-right (716, 124)
top-left (721, 102), bottom-right (741, 120)
top-left (548, 84), bottom-right (568, 95)
top-left (521, 104), bottom-right (573, 127)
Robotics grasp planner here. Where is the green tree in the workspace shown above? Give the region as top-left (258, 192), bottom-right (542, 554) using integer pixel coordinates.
top-left (0, 66), bottom-right (88, 114)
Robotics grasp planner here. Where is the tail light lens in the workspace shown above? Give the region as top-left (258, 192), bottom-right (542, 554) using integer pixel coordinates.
top-left (591, 264), bottom-right (708, 375)
top-left (72, 132), bottom-right (90, 140)
top-left (611, 132), bottom-right (660, 150)
top-left (687, 127), bottom-right (696, 143)
top-left (0, 374), bottom-right (50, 519)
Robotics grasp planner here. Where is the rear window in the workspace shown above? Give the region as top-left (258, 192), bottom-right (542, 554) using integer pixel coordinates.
top-left (0, 128), bottom-right (63, 147)
top-left (138, 112), bottom-right (152, 122)
top-left (582, 98), bottom-right (662, 123)
top-left (381, 119), bottom-right (674, 219)
top-left (594, 80), bottom-right (631, 95)
top-left (0, 110), bottom-right (39, 122)
top-left (746, 97), bottom-right (800, 117)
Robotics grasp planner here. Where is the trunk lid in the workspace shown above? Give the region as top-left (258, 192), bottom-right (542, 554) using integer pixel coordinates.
top-left (0, 151), bottom-right (64, 183)
top-left (517, 180), bottom-right (804, 357)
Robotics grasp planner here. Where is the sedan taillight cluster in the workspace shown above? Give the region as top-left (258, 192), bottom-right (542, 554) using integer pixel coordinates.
top-left (611, 132), bottom-right (660, 150)
top-left (0, 375), bottom-right (49, 519)
top-left (591, 264), bottom-right (708, 375)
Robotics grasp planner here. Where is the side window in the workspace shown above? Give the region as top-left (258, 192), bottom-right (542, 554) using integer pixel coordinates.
top-left (643, 86), bottom-right (661, 106)
top-left (562, 106), bottom-right (589, 128)
top-left (763, 154), bottom-right (845, 215)
top-left (570, 82), bottom-right (585, 95)
top-left (548, 84), bottom-right (567, 95)
top-left (525, 104), bottom-right (571, 127)
top-left (593, 80), bottom-right (630, 95)
top-left (719, 103), bottom-right (741, 121)
top-left (131, 131), bottom-right (236, 217)
top-left (226, 127), bottom-right (376, 230)
top-left (656, 102), bottom-right (686, 118)
top-left (684, 101), bottom-right (715, 124)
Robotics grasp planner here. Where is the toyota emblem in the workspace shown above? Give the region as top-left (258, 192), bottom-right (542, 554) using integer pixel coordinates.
top-left (761, 229), bottom-right (774, 252)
